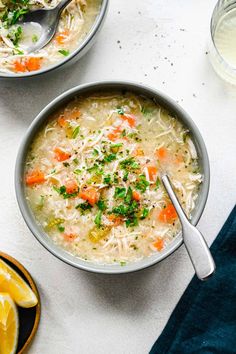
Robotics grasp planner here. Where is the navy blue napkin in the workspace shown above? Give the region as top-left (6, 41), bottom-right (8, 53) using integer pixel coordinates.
top-left (150, 206), bottom-right (236, 354)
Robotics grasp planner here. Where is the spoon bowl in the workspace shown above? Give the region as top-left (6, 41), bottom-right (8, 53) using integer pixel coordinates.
top-left (18, 0), bottom-right (73, 53)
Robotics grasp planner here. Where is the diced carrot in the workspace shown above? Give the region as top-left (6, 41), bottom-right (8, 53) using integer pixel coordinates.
top-left (65, 180), bottom-right (78, 194)
top-left (120, 113), bottom-right (136, 127)
top-left (107, 125), bottom-right (122, 141)
top-left (133, 147), bottom-right (144, 157)
top-left (153, 237), bottom-right (164, 251)
top-left (58, 115), bottom-right (67, 127)
top-left (54, 147), bottom-right (71, 162)
top-left (158, 203), bottom-right (178, 223)
top-left (147, 166), bottom-right (157, 181)
top-left (132, 190), bottom-right (141, 202)
top-left (107, 132), bottom-right (117, 141)
top-left (13, 60), bottom-right (27, 73)
top-left (55, 29), bottom-right (69, 44)
top-left (63, 233), bottom-right (77, 242)
top-left (25, 57), bottom-right (41, 71)
top-left (156, 147), bottom-right (168, 160)
top-left (79, 187), bottom-right (100, 206)
top-left (108, 214), bottom-right (124, 226)
top-left (26, 169), bottom-right (45, 185)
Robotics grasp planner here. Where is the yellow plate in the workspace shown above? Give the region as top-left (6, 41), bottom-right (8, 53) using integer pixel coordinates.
top-left (0, 252), bottom-right (41, 354)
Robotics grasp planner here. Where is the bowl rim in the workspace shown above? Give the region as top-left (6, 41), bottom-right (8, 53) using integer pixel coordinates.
top-left (15, 81), bottom-right (210, 274)
top-left (0, 0), bottom-right (109, 79)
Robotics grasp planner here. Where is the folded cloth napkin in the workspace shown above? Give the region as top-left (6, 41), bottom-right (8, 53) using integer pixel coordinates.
top-left (150, 206), bottom-right (236, 354)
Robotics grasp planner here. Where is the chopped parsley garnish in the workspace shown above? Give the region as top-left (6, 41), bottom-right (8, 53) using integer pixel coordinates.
top-left (120, 261), bottom-right (126, 266)
top-left (76, 201), bottom-right (92, 213)
top-left (63, 162), bottom-right (70, 167)
top-left (123, 170), bottom-right (129, 182)
top-left (8, 25), bottom-right (22, 46)
top-left (57, 224), bottom-right (65, 232)
top-left (94, 210), bottom-right (102, 227)
top-left (104, 153), bottom-right (116, 163)
top-left (93, 148), bottom-right (99, 156)
top-left (140, 208), bottom-right (149, 219)
top-left (120, 157), bottom-right (139, 170)
top-left (74, 169), bottom-right (82, 175)
top-left (124, 186), bottom-right (132, 204)
top-left (53, 185), bottom-right (79, 199)
top-left (5, 8), bottom-right (29, 26)
top-left (103, 174), bottom-right (111, 184)
top-left (125, 216), bottom-right (138, 227)
top-left (96, 200), bottom-right (107, 211)
top-left (32, 34), bottom-right (38, 43)
top-left (58, 49), bottom-right (70, 56)
top-left (13, 48), bottom-right (24, 55)
top-left (73, 158), bottom-right (79, 165)
top-left (87, 164), bottom-right (104, 176)
top-left (127, 132), bottom-right (142, 142)
top-left (72, 125), bottom-right (80, 139)
top-left (112, 200), bottom-right (139, 227)
top-left (135, 174), bottom-right (150, 193)
top-left (114, 187), bottom-right (126, 199)
top-left (117, 107), bottom-right (124, 115)
top-left (87, 164), bottom-right (99, 173)
top-left (110, 143), bottom-right (123, 148)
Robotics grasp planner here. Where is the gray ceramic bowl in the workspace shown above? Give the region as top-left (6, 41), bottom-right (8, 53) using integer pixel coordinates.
top-left (15, 81), bottom-right (210, 274)
top-left (0, 0), bottom-right (109, 79)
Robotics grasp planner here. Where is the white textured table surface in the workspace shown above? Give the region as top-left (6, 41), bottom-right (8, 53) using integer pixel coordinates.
top-left (1, 1), bottom-right (236, 353)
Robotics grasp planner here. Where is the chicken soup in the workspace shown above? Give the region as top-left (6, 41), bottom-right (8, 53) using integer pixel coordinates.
top-left (25, 91), bottom-right (202, 265)
top-left (0, 0), bottom-right (101, 74)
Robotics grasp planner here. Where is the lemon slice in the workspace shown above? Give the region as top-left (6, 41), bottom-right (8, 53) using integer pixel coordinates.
top-left (0, 292), bottom-right (19, 354)
top-left (0, 259), bottom-right (38, 308)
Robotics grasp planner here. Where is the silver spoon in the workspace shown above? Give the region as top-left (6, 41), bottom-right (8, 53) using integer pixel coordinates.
top-left (17, 0), bottom-right (73, 53)
top-left (161, 174), bottom-right (215, 280)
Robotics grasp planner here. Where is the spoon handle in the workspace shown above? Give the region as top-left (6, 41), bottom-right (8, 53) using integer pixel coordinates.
top-left (56, 0), bottom-right (74, 13)
top-left (161, 174), bottom-right (215, 281)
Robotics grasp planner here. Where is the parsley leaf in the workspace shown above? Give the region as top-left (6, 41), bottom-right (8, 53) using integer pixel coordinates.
top-left (125, 216), bottom-right (138, 227)
top-left (103, 174), bottom-right (111, 185)
top-left (123, 170), bottom-right (129, 182)
top-left (104, 153), bottom-right (116, 163)
top-left (76, 201), bottom-right (92, 213)
top-left (124, 186), bottom-right (132, 204)
top-left (117, 107), bottom-right (124, 115)
top-left (58, 49), bottom-right (70, 56)
top-left (53, 185), bottom-right (79, 199)
top-left (72, 126), bottom-right (80, 139)
top-left (120, 157), bottom-right (139, 170)
top-left (114, 187), bottom-right (126, 199)
top-left (93, 148), bottom-right (99, 156)
top-left (32, 34), bottom-right (38, 43)
top-left (96, 200), bottom-right (107, 211)
top-left (94, 210), bottom-right (102, 227)
top-left (135, 175), bottom-right (150, 193)
top-left (57, 224), bottom-right (65, 232)
top-left (140, 208), bottom-right (149, 219)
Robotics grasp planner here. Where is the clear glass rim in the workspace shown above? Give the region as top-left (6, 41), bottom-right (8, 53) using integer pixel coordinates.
top-left (210, 0), bottom-right (236, 73)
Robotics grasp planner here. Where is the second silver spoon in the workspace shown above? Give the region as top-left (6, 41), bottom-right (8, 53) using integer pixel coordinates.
top-left (17, 0), bottom-right (73, 53)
